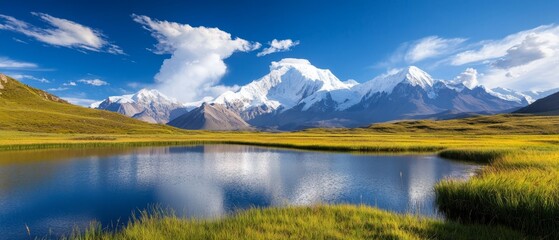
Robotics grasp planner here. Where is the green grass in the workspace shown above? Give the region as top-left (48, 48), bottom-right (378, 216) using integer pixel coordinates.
top-left (2, 130), bottom-right (559, 239)
top-left (437, 149), bottom-right (513, 164)
top-left (367, 114), bottom-right (559, 134)
top-left (0, 74), bottom-right (183, 134)
top-left (64, 205), bottom-right (525, 240)
top-left (435, 150), bottom-right (559, 238)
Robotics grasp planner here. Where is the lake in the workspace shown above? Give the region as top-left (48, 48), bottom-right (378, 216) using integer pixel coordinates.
top-left (0, 145), bottom-right (479, 238)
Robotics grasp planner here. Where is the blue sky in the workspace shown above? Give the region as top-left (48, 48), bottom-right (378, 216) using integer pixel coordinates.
top-left (1, 0), bottom-right (559, 105)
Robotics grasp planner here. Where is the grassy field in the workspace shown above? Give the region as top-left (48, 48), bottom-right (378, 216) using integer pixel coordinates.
top-left (67, 205), bottom-right (525, 240)
top-left (2, 127), bottom-right (559, 238)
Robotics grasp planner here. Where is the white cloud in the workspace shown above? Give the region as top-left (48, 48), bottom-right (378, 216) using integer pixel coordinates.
top-left (61, 97), bottom-right (97, 106)
top-left (445, 25), bottom-right (559, 91)
top-left (10, 74), bottom-right (50, 83)
top-left (491, 34), bottom-right (555, 69)
top-left (257, 39), bottom-right (300, 57)
top-left (376, 36), bottom-right (465, 68)
top-left (12, 37), bottom-right (27, 44)
top-left (47, 87), bottom-right (68, 91)
top-left (0, 13), bottom-right (124, 54)
top-left (132, 14), bottom-right (260, 102)
top-left (78, 79), bottom-right (108, 86)
top-left (450, 25), bottom-right (559, 66)
top-left (450, 68), bottom-right (479, 89)
top-left (63, 81), bottom-right (77, 86)
top-left (0, 57), bottom-right (37, 69)
top-left (405, 36), bottom-right (466, 63)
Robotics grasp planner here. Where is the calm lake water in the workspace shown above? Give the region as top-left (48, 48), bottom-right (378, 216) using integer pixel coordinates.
top-left (0, 145), bottom-right (479, 239)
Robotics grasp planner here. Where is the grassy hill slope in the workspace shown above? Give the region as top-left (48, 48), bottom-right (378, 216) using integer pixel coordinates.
top-left (365, 114), bottom-right (559, 134)
top-left (0, 74), bottom-right (182, 134)
top-left (515, 91), bottom-right (559, 115)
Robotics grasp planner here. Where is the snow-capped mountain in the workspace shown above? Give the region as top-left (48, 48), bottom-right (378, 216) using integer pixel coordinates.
top-left (91, 58), bottom-right (554, 130)
top-left (486, 87), bottom-right (559, 105)
top-left (522, 88), bottom-right (559, 102)
top-left (488, 87), bottom-right (532, 104)
top-left (91, 89), bottom-right (192, 123)
top-left (357, 66), bottom-right (436, 98)
top-left (253, 65), bottom-right (526, 130)
top-left (216, 61), bottom-right (533, 129)
top-left (213, 58), bottom-right (355, 120)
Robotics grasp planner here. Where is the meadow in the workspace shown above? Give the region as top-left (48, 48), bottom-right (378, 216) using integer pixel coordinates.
top-left (66, 205), bottom-right (524, 240)
top-left (1, 114), bottom-right (559, 238)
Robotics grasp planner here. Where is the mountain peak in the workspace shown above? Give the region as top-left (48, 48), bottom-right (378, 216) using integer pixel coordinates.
top-left (214, 58), bottom-right (352, 114)
top-left (398, 66), bottom-right (434, 88)
top-left (268, 58), bottom-right (343, 88)
top-left (133, 89), bottom-right (178, 104)
top-left (90, 88), bottom-right (189, 123)
top-left (168, 103), bottom-right (252, 130)
top-left (357, 66), bottom-right (435, 96)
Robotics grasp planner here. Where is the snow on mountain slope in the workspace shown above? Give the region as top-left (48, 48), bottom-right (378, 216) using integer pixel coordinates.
top-left (301, 66), bottom-right (437, 111)
top-left (487, 87), bottom-right (559, 105)
top-left (489, 87), bottom-right (532, 104)
top-left (214, 58), bottom-right (354, 118)
top-left (356, 66), bottom-right (435, 98)
top-left (92, 89), bottom-right (194, 123)
top-left (522, 88), bottom-right (559, 101)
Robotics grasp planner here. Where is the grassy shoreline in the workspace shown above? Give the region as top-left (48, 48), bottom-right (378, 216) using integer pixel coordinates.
top-left (67, 205), bottom-right (526, 240)
top-left (2, 129), bottom-right (559, 238)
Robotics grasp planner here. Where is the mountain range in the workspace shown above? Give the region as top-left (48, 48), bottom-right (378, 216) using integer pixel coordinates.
top-left (91, 89), bottom-right (195, 124)
top-left (92, 58), bottom-right (558, 130)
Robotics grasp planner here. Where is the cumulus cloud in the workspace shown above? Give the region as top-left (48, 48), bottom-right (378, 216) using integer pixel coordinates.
top-left (0, 57), bottom-right (37, 69)
top-left (0, 13), bottom-right (124, 54)
top-left (78, 79), bottom-right (108, 86)
top-left (450, 68), bottom-right (479, 89)
top-left (446, 25), bottom-right (559, 91)
top-left (491, 34), bottom-right (554, 69)
top-left (404, 36), bottom-right (466, 63)
top-left (132, 14), bottom-right (260, 102)
top-left (63, 81), bottom-right (77, 86)
top-left (450, 25), bottom-right (559, 66)
top-left (257, 39), bottom-right (300, 57)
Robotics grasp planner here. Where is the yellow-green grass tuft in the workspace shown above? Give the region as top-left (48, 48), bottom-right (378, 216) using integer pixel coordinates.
top-left (64, 205), bottom-right (525, 240)
top-left (367, 114), bottom-right (559, 134)
top-left (436, 150), bottom-right (559, 238)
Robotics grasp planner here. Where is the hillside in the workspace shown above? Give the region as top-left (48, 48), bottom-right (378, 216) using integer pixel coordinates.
top-left (0, 74), bottom-right (183, 134)
top-left (365, 114), bottom-right (559, 134)
top-left (515, 91), bottom-right (559, 115)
